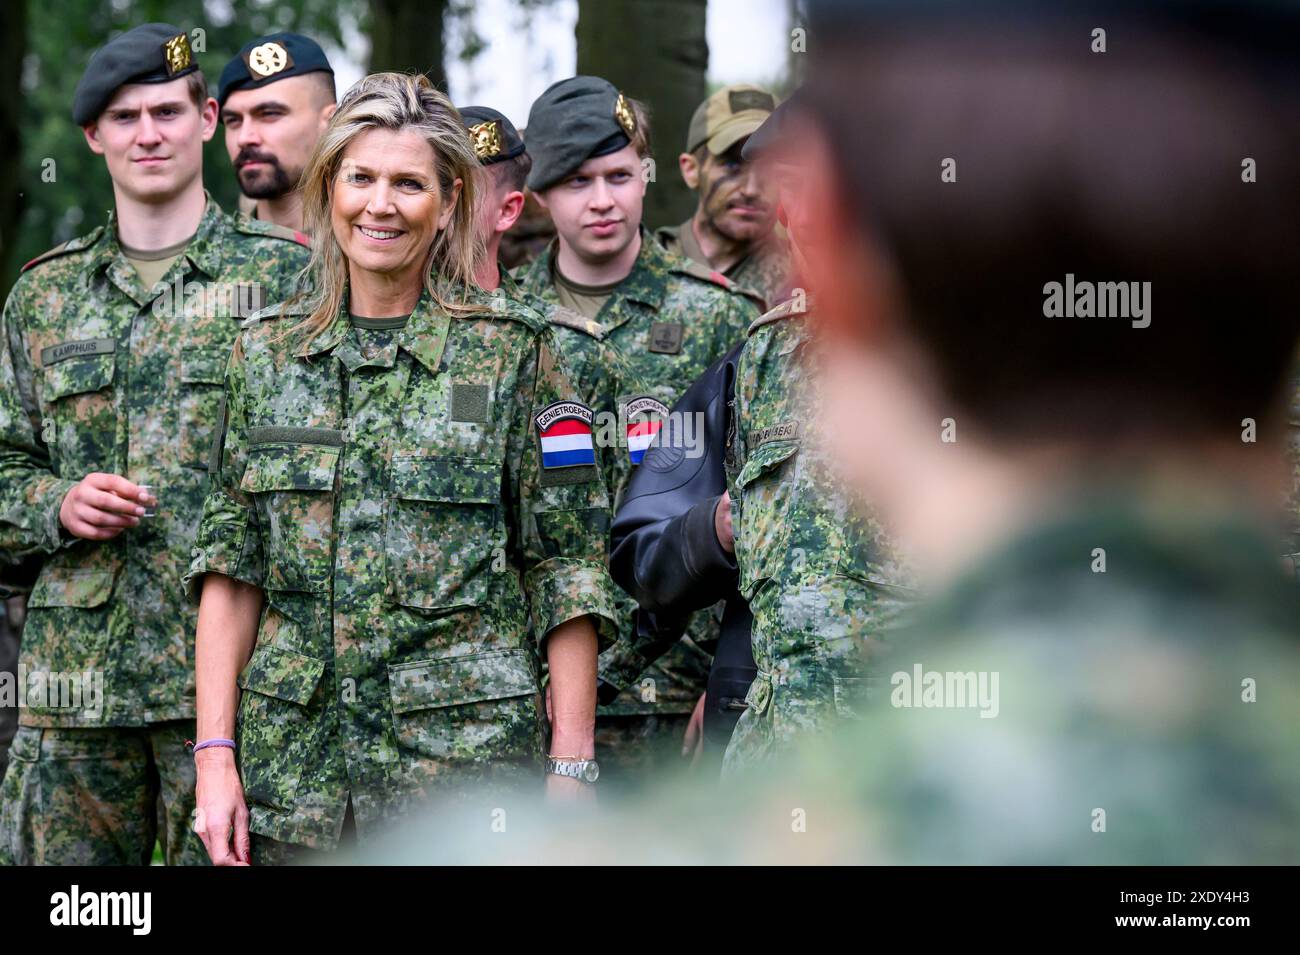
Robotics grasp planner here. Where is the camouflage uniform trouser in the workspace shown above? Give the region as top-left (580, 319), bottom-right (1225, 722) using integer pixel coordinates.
top-left (0, 721), bottom-right (209, 865)
top-left (0, 601), bottom-right (20, 782)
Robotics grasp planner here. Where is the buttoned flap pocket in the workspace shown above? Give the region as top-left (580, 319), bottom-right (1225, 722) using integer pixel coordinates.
top-left (27, 565), bottom-right (118, 609)
top-left (236, 643), bottom-right (326, 814)
top-left (385, 456), bottom-right (503, 610)
top-left (40, 347), bottom-right (117, 476)
top-left (41, 346), bottom-right (116, 402)
top-left (388, 648), bottom-right (542, 765)
top-left (179, 344), bottom-right (231, 470)
top-left (238, 642), bottom-right (326, 704)
top-left (733, 439), bottom-right (800, 596)
top-left (241, 432), bottom-right (341, 593)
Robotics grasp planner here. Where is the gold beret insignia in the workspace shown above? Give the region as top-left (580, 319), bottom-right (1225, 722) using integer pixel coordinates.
top-left (615, 93), bottom-right (637, 137)
top-left (469, 120), bottom-right (504, 161)
top-left (162, 34), bottom-right (193, 77)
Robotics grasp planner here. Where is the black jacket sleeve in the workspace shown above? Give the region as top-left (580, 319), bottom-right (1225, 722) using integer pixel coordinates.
top-left (609, 341), bottom-right (744, 615)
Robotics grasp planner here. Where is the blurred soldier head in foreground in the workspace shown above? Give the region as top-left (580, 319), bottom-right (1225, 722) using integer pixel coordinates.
top-left (357, 0), bottom-right (1300, 864)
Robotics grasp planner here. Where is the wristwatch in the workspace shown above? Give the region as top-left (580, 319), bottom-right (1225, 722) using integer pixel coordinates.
top-left (545, 756), bottom-right (600, 783)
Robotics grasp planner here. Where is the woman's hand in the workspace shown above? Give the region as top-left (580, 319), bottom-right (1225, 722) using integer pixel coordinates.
top-left (194, 748), bottom-right (251, 865)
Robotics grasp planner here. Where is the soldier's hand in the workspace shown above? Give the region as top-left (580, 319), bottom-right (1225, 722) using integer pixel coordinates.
top-left (682, 692), bottom-right (706, 763)
top-left (714, 492), bottom-right (735, 553)
top-left (194, 748), bottom-right (251, 866)
top-left (59, 473), bottom-right (155, 540)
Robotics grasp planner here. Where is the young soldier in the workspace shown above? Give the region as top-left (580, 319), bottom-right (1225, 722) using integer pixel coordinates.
top-left (219, 32), bottom-right (337, 231)
top-left (656, 85), bottom-right (792, 310)
top-left (515, 76), bottom-right (761, 780)
top-left (0, 23), bottom-right (310, 865)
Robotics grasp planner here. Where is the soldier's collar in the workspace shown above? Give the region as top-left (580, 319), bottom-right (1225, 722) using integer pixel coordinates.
top-left (610, 227), bottom-right (670, 312)
top-left (295, 296), bottom-right (350, 358)
top-left (180, 193), bottom-right (227, 280)
top-left (396, 287), bottom-right (452, 376)
top-left (88, 193), bottom-right (225, 281)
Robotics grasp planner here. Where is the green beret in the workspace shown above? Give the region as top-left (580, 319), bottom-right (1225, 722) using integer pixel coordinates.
top-left (524, 76), bottom-right (638, 192)
top-left (72, 23), bottom-right (199, 126)
top-left (218, 32), bottom-right (334, 113)
top-left (459, 106), bottom-right (526, 166)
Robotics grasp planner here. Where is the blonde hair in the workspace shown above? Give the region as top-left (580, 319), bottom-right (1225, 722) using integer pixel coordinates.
top-left (283, 72), bottom-right (484, 346)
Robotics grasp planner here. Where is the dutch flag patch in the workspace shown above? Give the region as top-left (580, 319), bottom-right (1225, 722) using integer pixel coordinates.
top-left (535, 400), bottom-right (596, 469)
top-left (624, 396), bottom-right (670, 465)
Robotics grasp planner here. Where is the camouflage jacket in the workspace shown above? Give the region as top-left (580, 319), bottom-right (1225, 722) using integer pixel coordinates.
top-left (723, 295), bottom-right (912, 769)
top-left (516, 230), bottom-right (761, 716)
top-left (497, 268), bottom-right (649, 509)
top-left (0, 196), bottom-right (309, 727)
top-left (656, 219), bottom-right (793, 313)
top-left (183, 286), bottom-right (620, 849)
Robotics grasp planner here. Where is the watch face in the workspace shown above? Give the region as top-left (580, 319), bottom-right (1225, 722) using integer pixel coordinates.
top-left (581, 760), bottom-right (600, 783)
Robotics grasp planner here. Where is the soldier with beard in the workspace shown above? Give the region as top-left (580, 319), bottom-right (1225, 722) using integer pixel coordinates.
top-left (656, 85), bottom-right (792, 310)
top-left (218, 33), bottom-right (337, 232)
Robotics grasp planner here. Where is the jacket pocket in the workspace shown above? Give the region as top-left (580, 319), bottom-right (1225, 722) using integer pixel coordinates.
top-left (236, 643), bottom-right (327, 813)
top-left (732, 439), bottom-right (800, 597)
top-left (27, 565), bottom-right (117, 608)
top-left (384, 455), bottom-right (503, 610)
top-left (41, 348), bottom-right (117, 476)
top-left (179, 344), bottom-right (230, 470)
top-left (388, 648), bottom-right (542, 765)
top-left (241, 433), bottom-right (340, 593)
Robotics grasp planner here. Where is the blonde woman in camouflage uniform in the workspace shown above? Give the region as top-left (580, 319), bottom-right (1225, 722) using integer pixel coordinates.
top-left (185, 73), bottom-right (619, 864)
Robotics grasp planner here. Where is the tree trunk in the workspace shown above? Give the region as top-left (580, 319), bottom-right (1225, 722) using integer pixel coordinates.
top-left (368, 0), bottom-right (448, 90)
top-left (576, 0), bottom-right (708, 231)
top-left (0, 0), bottom-right (27, 298)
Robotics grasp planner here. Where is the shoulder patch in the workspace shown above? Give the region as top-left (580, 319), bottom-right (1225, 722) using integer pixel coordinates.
top-left (545, 304), bottom-right (606, 340)
top-left (233, 214), bottom-right (311, 248)
top-left (535, 400), bottom-right (597, 478)
top-left (747, 294), bottom-right (808, 336)
top-left (20, 226), bottom-right (106, 273)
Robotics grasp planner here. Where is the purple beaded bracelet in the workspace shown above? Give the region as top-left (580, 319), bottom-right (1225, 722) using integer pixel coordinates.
top-left (189, 738), bottom-right (235, 754)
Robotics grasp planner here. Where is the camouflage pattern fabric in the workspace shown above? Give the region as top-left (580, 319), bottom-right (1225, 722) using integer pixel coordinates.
top-left (0, 721), bottom-right (208, 865)
top-left (184, 285), bottom-right (620, 851)
top-left (515, 230), bottom-right (760, 730)
top-left (0, 195), bottom-right (309, 728)
top-left (656, 220), bottom-right (793, 312)
top-left (722, 296), bottom-right (912, 771)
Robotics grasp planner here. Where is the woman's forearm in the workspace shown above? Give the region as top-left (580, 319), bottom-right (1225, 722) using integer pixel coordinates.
top-left (195, 574), bottom-right (263, 742)
top-left (545, 615), bottom-right (599, 759)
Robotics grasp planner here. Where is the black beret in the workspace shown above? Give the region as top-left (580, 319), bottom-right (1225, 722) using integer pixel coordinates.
top-left (459, 106), bottom-right (526, 166)
top-left (218, 32), bottom-right (334, 112)
top-left (72, 23), bottom-right (199, 126)
top-left (524, 76), bottom-right (638, 192)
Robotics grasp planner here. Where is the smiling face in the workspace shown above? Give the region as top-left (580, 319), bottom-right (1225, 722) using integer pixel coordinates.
top-left (223, 74), bottom-right (336, 200)
top-left (536, 144), bottom-right (645, 264)
top-left (84, 77), bottom-right (216, 203)
top-left (330, 126), bottom-right (461, 287)
top-left (691, 142), bottom-right (777, 242)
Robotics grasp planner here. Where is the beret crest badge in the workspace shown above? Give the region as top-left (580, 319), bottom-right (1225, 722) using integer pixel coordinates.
top-left (614, 92), bottom-right (637, 137)
top-left (246, 41), bottom-right (292, 79)
top-left (469, 120), bottom-right (504, 161)
top-left (162, 33), bottom-right (193, 76)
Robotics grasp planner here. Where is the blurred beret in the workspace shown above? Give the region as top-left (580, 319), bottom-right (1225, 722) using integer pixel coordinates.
top-left (72, 23), bottom-right (198, 126)
top-left (218, 32), bottom-right (334, 112)
top-left (740, 88), bottom-right (804, 163)
top-left (525, 76), bottom-right (638, 192)
top-left (459, 106), bottom-right (526, 166)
